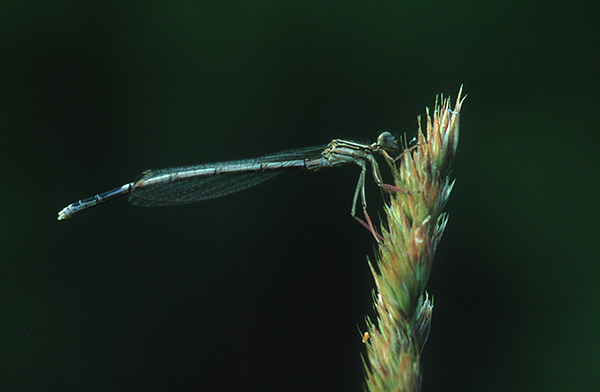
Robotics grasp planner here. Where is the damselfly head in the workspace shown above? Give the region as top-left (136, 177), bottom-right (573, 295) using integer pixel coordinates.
top-left (376, 131), bottom-right (398, 150)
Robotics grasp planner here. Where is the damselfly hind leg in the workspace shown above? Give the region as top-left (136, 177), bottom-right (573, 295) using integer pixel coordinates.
top-left (380, 183), bottom-right (410, 193)
top-left (351, 160), bottom-right (383, 242)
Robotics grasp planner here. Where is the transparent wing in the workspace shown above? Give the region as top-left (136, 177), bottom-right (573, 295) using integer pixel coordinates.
top-left (128, 145), bottom-right (327, 207)
top-left (129, 170), bottom-right (281, 207)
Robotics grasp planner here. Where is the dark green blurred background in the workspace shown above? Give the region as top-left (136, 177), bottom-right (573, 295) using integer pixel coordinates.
top-left (2, 1), bottom-right (598, 391)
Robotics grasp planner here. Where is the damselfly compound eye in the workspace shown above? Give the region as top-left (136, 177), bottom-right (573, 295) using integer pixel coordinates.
top-left (377, 132), bottom-right (397, 150)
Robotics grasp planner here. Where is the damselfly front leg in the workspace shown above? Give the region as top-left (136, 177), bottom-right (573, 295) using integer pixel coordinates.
top-left (378, 142), bottom-right (421, 193)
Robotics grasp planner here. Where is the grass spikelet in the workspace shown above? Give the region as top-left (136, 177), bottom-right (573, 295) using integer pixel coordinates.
top-left (363, 87), bottom-right (465, 391)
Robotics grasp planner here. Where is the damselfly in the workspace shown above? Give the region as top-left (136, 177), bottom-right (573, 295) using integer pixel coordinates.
top-left (57, 132), bottom-right (412, 240)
